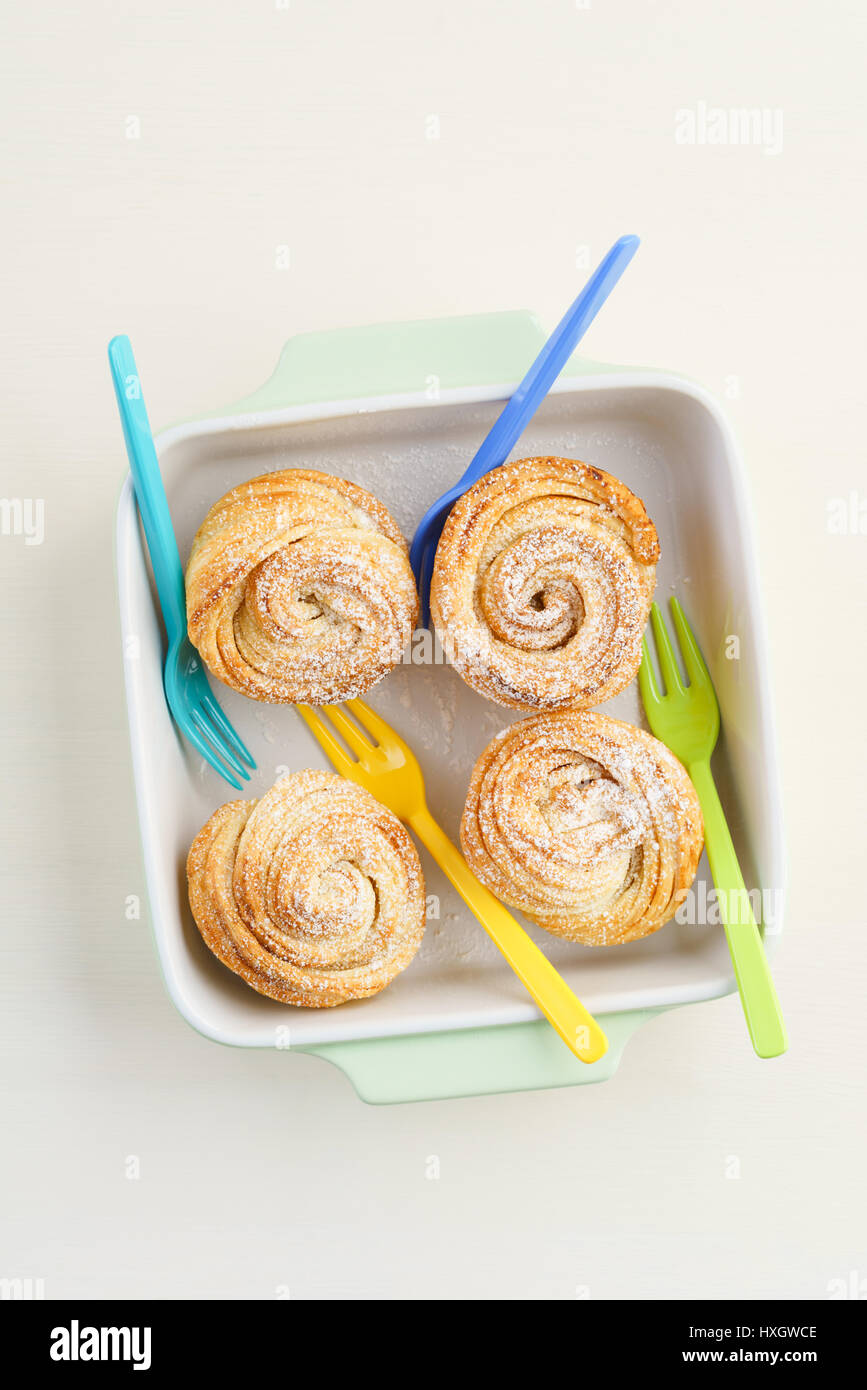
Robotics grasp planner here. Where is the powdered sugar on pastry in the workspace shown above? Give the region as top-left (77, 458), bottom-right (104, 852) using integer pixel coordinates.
top-left (185, 469), bottom-right (419, 704)
top-left (186, 769), bottom-right (426, 1006)
top-left (430, 457), bottom-right (659, 711)
top-left (460, 711), bottom-right (703, 947)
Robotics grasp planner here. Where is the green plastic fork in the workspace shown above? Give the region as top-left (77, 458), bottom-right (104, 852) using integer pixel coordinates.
top-left (638, 598), bottom-right (787, 1058)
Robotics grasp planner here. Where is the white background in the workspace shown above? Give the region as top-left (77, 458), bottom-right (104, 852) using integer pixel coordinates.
top-left (1, 0), bottom-right (865, 1299)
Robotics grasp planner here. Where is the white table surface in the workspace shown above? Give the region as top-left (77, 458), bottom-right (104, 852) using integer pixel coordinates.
top-left (2, 0), bottom-right (865, 1300)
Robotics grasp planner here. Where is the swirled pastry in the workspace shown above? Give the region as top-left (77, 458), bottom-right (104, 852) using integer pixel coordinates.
top-left (187, 770), bottom-right (426, 1006)
top-left (461, 712), bottom-right (703, 946)
top-left (186, 469), bottom-right (418, 704)
top-left (430, 457), bottom-right (659, 711)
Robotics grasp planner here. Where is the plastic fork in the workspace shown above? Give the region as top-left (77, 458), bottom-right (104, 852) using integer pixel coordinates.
top-left (638, 598), bottom-right (787, 1058)
top-left (109, 334), bottom-right (256, 791)
top-left (409, 233), bottom-right (640, 625)
top-left (297, 699), bottom-right (608, 1063)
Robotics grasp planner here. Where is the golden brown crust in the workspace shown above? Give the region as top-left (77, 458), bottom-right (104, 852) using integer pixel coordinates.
top-left (186, 469), bottom-right (419, 704)
top-left (186, 770), bottom-right (426, 1006)
top-left (430, 457), bottom-right (659, 711)
top-left (460, 711), bottom-right (703, 946)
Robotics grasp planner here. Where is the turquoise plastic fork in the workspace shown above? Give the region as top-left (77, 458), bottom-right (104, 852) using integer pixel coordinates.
top-left (109, 335), bottom-right (255, 790)
top-left (639, 598), bottom-right (787, 1058)
top-left (409, 233), bottom-right (640, 625)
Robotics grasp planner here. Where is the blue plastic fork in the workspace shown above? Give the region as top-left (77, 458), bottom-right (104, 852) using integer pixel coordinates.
top-left (409, 233), bottom-right (640, 625)
top-left (109, 334), bottom-right (256, 790)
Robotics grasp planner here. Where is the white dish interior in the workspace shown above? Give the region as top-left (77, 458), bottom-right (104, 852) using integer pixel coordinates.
top-left (116, 374), bottom-right (785, 1047)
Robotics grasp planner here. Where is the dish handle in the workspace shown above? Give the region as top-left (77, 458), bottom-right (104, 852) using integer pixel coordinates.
top-left (204, 310), bottom-right (626, 419)
top-left (299, 1010), bottom-right (660, 1106)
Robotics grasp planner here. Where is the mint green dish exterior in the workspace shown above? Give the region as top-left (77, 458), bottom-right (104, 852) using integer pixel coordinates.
top-left (306, 1010), bottom-right (657, 1104)
top-left (196, 310), bottom-right (626, 423)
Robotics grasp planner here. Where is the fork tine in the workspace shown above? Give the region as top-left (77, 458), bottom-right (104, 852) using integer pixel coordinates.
top-left (199, 688), bottom-right (257, 768)
top-left (637, 636), bottom-right (662, 709)
top-left (344, 698), bottom-right (396, 749)
top-left (190, 707), bottom-right (250, 781)
top-left (649, 602), bottom-right (685, 695)
top-left (669, 596), bottom-right (711, 687)
top-left (296, 704), bottom-right (356, 777)
top-left (190, 706), bottom-right (249, 779)
top-left (322, 704), bottom-right (376, 757)
top-left (183, 713), bottom-right (244, 790)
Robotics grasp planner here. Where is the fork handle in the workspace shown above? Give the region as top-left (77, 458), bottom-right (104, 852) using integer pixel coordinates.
top-left (688, 760), bottom-right (788, 1059)
top-left (408, 807), bottom-right (608, 1064)
top-left (460, 234), bottom-right (639, 488)
top-left (109, 335), bottom-right (186, 644)
top-left (408, 235), bottom-right (639, 585)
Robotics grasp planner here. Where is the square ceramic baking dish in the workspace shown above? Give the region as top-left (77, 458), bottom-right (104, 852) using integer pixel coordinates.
top-left (115, 311), bottom-right (785, 1103)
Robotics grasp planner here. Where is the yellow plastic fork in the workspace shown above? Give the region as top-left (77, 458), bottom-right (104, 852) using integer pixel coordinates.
top-left (296, 699), bottom-right (608, 1064)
